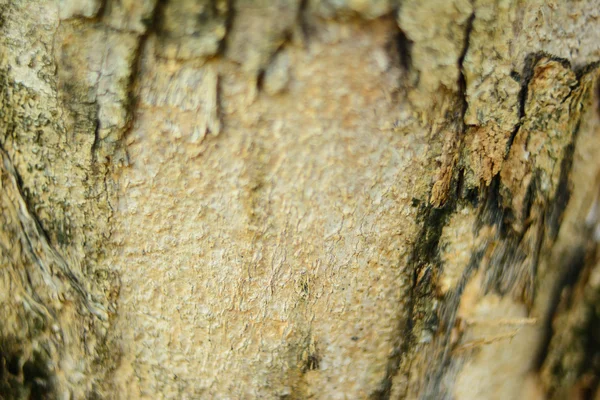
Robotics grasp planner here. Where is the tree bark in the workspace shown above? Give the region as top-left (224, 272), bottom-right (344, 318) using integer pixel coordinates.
top-left (0, 0), bottom-right (599, 399)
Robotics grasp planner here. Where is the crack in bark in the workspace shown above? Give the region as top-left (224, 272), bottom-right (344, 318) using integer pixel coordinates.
top-left (457, 9), bottom-right (475, 123)
top-left (505, 52), bottom-right (572, 155)
top-left (534, 246), bottom-right (588, 370)
top-left (394, 28), bottom-right (413, 72)
top-left (0, 335), bottom-right (54, 399)
top-left (374, 10), bottom-right (477, 398)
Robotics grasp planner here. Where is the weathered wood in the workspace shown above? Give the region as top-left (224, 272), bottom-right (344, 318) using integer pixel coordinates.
top-left (0, 0), bottom-right (599, 398)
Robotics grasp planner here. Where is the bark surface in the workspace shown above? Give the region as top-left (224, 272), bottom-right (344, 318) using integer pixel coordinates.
top-left (0, 0), bottom-right (599, 399)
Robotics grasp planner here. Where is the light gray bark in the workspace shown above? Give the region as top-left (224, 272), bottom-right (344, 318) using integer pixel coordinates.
top-left (0, 1), bottom-right (599, 399)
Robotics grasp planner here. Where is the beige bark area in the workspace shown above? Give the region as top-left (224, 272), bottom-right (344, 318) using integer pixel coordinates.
top-left (0, 0), bottom-right (600, 399)
top-left (108, 21), bottom-right (425, 398)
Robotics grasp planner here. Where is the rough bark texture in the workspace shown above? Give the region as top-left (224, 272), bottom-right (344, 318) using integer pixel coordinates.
top-left (0, 0), bottom-right (599, 399)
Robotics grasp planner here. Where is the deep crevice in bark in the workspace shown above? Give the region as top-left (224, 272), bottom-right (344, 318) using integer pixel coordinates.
top-left (394, 28), bottom-right (413, 72)
top-left (377, 11), bottom-right (478, 397)
top-left (92, 0), bottom-right (165, 164)
top-left (218, 0), bottom-right (235, 56)
top-left (534, 246), bottom-right (588, 371)
top-left (0, 336), bottom-right (54, 400)
top-left (296, 0), bottom-right (311, 45)
top-left (505, 52), bottom-right (572, 155)
top-left (457, 9), bottom-right (475, 120)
